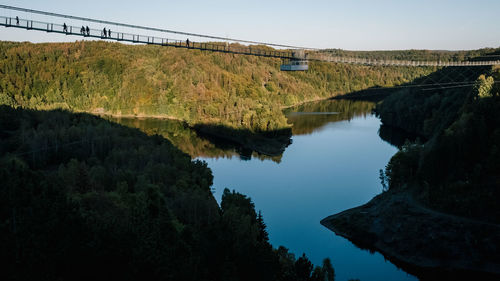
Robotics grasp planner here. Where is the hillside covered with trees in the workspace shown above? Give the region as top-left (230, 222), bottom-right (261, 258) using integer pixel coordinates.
top-left (321, 66), bottom-right (500, 279)
top-left (0, 41), bottom-right (435, 131)
top-left (3, 38), bottom-right (499, 280)
top-left (377, 66), bottom-right (500, 221)
top-left (0, 106), bottom-right (337, 281)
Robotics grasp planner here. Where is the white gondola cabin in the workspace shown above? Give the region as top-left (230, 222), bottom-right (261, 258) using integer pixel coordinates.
top-left (280, 49), bottom-right (308, 71)
top-left (280, 59), bottom-right (308, 71)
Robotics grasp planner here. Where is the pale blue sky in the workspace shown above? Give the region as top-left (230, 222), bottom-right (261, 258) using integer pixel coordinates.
top-left (1, 0), bottom-right (499, 50)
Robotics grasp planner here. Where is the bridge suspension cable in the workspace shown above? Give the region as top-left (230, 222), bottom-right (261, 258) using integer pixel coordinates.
top-left (0, 4), bottom-right (316, 50)
top-left (1, 5), bottom-right (500, 67)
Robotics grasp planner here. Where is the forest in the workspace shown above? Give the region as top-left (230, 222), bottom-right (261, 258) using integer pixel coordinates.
top-left (0, 41), bottom-right (437, 132)
top-left (2, 38), bottom-right (500, 280)
top-left (377, 66), bottom-right (500, 222)
top-left (0, 105), bottom-right (336, 281)
top-left (0, 41), bottom-right (441, 280)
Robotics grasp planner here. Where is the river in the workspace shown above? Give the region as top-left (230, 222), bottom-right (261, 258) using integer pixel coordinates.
top-left (111, 99), bottom-right (417, 281)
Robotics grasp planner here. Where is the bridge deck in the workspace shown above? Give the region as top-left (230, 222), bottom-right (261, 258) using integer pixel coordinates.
top-left (1, 16), bottom-right (296, 60)
top-left (2, 15), bottom-right (500, 67)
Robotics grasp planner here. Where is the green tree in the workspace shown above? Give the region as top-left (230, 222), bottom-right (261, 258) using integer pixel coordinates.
top-left (257, 210), bottom-right (269, 242)
top-left (310, 266), bottom-right (324, 281)
top-left (294, 253), bottom-right (313, 281)
top-left (322, 258), bottom-right (335, 281)
top-left (474, 74), bottom-right (495, 98)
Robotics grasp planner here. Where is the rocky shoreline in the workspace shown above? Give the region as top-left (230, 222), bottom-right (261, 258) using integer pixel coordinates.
top-left (320, 189), bottom-right (500, 280)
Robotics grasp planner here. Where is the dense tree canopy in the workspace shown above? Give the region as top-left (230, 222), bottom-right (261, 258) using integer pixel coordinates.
top-left (0, 106), bottom-right (328, 281)
top-left (378, 66), bottom-right (500, 222)
top-left (0, 41), bottom-right (435, 131)
top-left (2, 39), bottom-right (498, 280)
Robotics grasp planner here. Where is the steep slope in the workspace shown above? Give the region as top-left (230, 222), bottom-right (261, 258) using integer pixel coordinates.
top-left (0, 41), bottom-right (434, 131)
top-left (0, 106), bottom-right (334, 281)
top-left (322, 67), bottom-right (500, 279)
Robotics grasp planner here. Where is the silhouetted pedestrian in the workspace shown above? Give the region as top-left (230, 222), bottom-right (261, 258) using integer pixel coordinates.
top-left (16, 16), bottom-right (19, 25)
top-left (103, 27), bottom-right (107, 37)
top-left (81, 26), bottom-right (85, 35)
top-left (108, 29), bottom-right (111, 37)
top-left (186, 38), bottom-right (190, 48)
top-left (63, 23), bottom-right (67, 32)
top-left (86, 26), bottom-right (90, 36)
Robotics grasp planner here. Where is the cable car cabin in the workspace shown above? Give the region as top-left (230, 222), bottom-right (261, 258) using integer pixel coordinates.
top-left (280, 60), bottom-right (308, 71)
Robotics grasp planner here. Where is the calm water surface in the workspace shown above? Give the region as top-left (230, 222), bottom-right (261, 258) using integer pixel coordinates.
top-left (113, 100), bottom-right (417, 281)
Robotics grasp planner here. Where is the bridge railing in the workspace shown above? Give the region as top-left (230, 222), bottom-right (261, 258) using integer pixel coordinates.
top-left (1, 15), bottom-right (183, 44)
top-left (308, 51), bottom-right (500, 67)
top-left (1, 15), bottom-right (296, 60)
top-left (2, 15), bottom-right (500, 66)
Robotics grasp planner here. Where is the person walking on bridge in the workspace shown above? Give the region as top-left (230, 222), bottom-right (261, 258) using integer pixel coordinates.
top-left (186, 38), bottom-right (190, 48)
top-left (103, 28), bottom-right (107, 38)
top-left (15, 16), bottom-right (19, 25)
top-left (108, 29), bottom-right (111, 38)
top-left (63, 23), bottom-right (67, 33)
top-left (86, 26), bottom-right (90, 36)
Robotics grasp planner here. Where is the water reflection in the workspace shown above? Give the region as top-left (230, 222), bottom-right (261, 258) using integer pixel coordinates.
top-left (107, 117), bottom-right (285, 163)
top-left (285, 99), bottom-right (376, 135)
top-left (203, 107), bottom-right (415, 281)
top-left (109, 100), bottom-right (377, 163)
top-left (109, 99), bottom-right (416, 281)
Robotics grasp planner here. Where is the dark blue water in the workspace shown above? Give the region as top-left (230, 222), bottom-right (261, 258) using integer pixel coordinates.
top-left (112, 99), bottom-right (417, 280)
top-left (200, 101), bottom-right (417, 281)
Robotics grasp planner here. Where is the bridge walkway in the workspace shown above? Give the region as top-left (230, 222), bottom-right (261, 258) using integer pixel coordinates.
top-left (2, 15), bottom-right (500, 67)
top-left (1, 15), bottom-right (296, 60)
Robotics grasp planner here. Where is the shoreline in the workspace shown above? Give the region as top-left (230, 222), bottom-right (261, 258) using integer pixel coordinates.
top-left (93, 111), bottom-right (183, 121)
top-left (50, 92), bottom-right (364, 123)
top-left (90, 95), bottom-right (337, 120)
top-left (320, 189), bottom-right (500, 280)
top-left (279, 95), bottom-right (337, 110)
top-left (92, 110), bottom-right (292, 157)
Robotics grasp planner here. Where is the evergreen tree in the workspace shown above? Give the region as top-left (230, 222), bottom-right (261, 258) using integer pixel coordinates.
top-left (310, 266), bottom-right (324, 281)
top-left (322, 258), bottom-right (335, 281)
top-left (257, 210), bottom-right (269, 242)
top-left (294, 253), bottom-right (313, 281)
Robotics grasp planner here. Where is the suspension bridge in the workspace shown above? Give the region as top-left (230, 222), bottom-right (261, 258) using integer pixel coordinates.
top-left (1, 4), bottom-right (500, 68)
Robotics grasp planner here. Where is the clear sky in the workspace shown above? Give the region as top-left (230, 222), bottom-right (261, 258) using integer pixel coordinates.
top-left (1, 0), bottom-right (499, 50)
